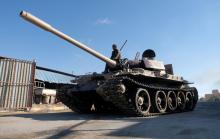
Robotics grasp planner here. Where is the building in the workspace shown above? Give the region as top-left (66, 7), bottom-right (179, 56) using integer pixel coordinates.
top-left (203, 89), bottom-right (220, 102)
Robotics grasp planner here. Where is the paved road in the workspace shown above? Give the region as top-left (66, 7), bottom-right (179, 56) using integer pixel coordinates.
top-left (0, 102), bottom-right (220, 139)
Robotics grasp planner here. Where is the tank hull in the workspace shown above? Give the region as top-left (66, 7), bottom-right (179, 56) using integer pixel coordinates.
top-left (57, 74), bottom-right (198, 116)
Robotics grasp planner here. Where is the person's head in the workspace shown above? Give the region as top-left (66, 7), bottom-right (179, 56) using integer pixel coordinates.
top-left (112, 44), bottom-right (117, 50)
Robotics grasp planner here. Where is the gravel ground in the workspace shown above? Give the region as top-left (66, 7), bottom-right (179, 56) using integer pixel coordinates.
top-left (0, 102), bottom-right (220, 139)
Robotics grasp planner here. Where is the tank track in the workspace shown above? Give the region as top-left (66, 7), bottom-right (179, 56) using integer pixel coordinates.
top-left (96, 75), bottom-right (198, 117)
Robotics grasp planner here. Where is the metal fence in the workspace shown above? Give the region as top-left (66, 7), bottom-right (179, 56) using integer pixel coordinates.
top-left (0, 57), bottom-right (36, 110)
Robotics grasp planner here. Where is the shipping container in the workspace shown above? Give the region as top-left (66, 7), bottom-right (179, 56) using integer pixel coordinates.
top-left (0, 57), bottom-right (35, 110)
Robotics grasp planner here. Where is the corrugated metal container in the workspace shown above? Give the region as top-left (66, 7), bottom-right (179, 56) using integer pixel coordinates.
top-left (0, 57), bottom-right (35, 110)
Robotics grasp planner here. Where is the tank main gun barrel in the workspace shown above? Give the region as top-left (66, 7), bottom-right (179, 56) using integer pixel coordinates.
top-left (20, 11), bottom-right (117, 67)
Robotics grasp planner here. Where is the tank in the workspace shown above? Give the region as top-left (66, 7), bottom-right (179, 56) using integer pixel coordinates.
top-left (20, 11), bottom-right (198, 116)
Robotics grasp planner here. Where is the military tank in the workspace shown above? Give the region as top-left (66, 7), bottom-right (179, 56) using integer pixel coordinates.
top-left (20, 11), bottom-right (198, 116)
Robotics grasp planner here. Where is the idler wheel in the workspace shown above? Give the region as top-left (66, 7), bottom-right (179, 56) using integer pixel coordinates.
top-left (185, 92), bottom-right (194, 111)
top-left (135, 88), bottom-right (151, 116)
top-left (167, 91), bottom-right (177, 112)
top-left (154, 90), bottom-right (167, 113)
top-left (177, 91), bottom-right (186, 111)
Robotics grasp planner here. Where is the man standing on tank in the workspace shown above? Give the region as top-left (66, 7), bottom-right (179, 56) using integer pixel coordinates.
top-left (104, 44), bottom-right (121, 73)
top-left (111, 44), bottom-right (121, 61)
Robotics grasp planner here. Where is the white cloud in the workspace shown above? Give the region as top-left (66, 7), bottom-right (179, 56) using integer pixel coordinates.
top-left (95, 18), bottom-right (112, 25)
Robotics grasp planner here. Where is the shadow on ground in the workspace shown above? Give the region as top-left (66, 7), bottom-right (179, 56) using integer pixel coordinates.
top-left (2, 102), bottom-right (220, 139)
top-left (106, 102), bottom-right (220, 138)
top-left (1, 111), bottom-right (129, 121)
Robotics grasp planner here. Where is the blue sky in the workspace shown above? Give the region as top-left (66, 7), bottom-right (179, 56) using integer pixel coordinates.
top-left (1, 0), bottom-right (220, 97)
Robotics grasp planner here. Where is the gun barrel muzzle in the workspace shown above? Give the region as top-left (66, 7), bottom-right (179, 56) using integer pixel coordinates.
top-left (20, 11), bottom-right (52, 32)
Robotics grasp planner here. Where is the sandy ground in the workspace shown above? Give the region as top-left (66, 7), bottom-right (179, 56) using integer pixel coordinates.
top-left (0, 102), bottom-right (220, 139)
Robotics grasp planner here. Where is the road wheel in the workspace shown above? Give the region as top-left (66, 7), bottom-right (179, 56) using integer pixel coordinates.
top-left (191, 87), bottom-right (198, 110)
top-left (135, 88), bottom-right (151, 116)
top-left (153, 90), bottom-right (167, 113)
top-left (167, 91), bottom-right (177, 112)
top-left (177, 91), bottom-right (186, 111)
top-left (185, 92), bottom-right (194, 111)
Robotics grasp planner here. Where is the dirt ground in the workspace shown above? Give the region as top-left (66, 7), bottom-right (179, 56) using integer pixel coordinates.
top-left (0, 102), bottom-right (220, 139)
